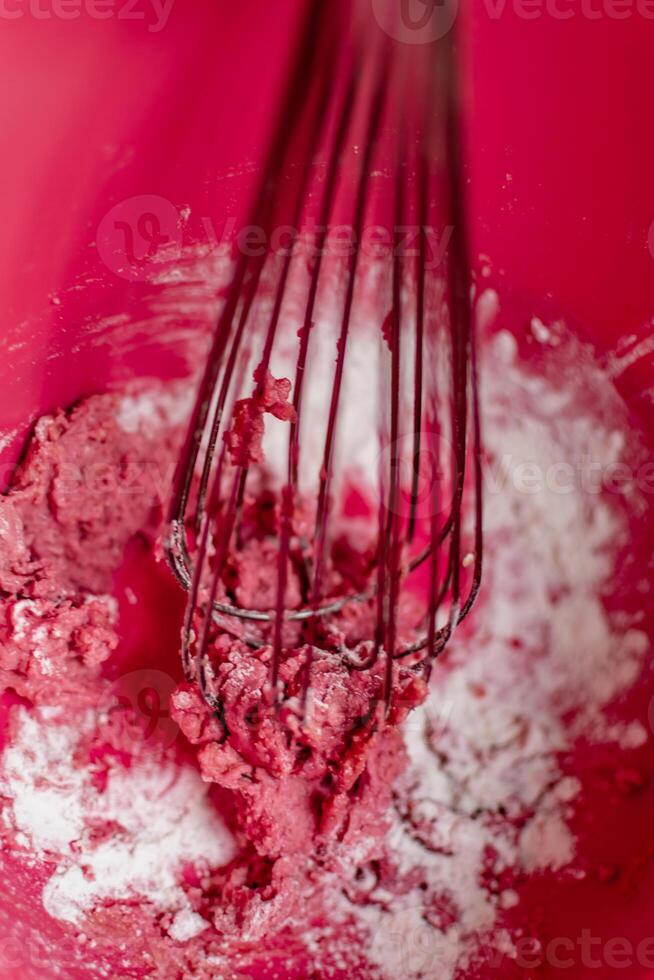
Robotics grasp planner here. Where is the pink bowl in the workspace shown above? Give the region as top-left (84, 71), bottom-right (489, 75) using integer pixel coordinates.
top-left (0, 2), bottom-right (653, 977)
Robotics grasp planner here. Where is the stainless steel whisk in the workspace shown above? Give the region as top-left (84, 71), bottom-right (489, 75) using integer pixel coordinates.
top-left (166, 0), bottom-right (482, 714)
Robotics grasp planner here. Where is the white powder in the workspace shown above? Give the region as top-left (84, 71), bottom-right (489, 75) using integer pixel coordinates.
top-left (9, 599), bottom-right (43, 643)
top-left (167, 908), bottom-right (210, 943)
top-left (263, 287), bottom-right (382, 499)
top-left (344, 310), bottom-right (650, 979)
top-left (0, 707), bottom-right (236, 926)
top-left (607, 720), bottom-right (649, 749)
top-left (116, 383), bottom-right (194, 435)
top-left (0, 297), bottom-right (648, 974)
top-left (0, 427), bottom-right (19, 454)
top-left (369, 905), bottom-right (461, 979)
top-left (519, 812), bottom-right (576, 872)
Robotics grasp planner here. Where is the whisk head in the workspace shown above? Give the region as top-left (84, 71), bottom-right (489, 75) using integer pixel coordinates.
top-left (165, 0), bottom-right (482, 716)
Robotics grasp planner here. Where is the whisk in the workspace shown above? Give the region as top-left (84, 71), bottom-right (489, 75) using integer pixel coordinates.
top-left (165, 0), bottom-right (482, 716)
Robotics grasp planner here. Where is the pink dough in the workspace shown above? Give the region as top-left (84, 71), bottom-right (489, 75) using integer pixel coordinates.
top-left (0, 386), bottom-right (425, 978)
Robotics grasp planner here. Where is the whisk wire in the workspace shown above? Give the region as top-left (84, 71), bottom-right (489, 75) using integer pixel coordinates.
top-left (166, 0), bottom-right (483, 712)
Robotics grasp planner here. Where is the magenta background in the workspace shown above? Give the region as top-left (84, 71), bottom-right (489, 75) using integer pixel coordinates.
top-left (0, 1), bottom-right (653, 977)
top-left (0, 0), bottom-right (652, 441)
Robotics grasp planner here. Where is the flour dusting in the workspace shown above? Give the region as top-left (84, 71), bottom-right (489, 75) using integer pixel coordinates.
top-left (0, 301), bottom-right (650, 979)
top-left (337, 317), bottom-right (650, 979)
top-left (0, 707), bottom-right (236, 926)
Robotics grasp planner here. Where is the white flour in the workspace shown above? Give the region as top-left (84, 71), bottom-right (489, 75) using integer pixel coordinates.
top-left (0, 707), bottom-right (236, 926)
top-left (343, 314), bottom-right (650, 979)
top-left (0, 296), bottom-right (649, 978)
top-left (116, 383), bottom-right (195, 435)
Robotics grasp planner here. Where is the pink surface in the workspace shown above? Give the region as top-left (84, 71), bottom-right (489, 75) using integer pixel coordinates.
top-left (467, 0), bottom-right (654, 346)
top-left (0, 2), bottom-right (653, 978)
top-left (0, 0), bottom-right (652, 420)
top-left (0, 0), bottom-right (304, 471)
